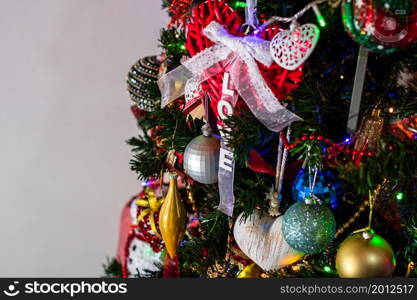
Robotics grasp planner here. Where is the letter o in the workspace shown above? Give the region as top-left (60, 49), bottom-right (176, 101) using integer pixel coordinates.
top-left (217, 100), bottom-right (233, 120)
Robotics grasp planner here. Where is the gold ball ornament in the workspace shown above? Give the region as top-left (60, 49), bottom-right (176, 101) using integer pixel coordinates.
top-left (158, 174), bottom-right (187, 259)
top-left (336, 231), bottom-right (396, 278)
top-left (237, 263), bottom-right (262, 278)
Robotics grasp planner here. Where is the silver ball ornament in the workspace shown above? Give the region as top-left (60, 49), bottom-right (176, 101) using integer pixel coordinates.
top-left (183, 126), bottom-right (220, 184)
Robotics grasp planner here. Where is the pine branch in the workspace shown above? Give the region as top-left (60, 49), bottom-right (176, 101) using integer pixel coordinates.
top-left (102, 257), bottom-right (123, 278)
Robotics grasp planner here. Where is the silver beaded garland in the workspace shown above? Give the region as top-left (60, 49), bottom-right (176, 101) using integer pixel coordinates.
top-left (282, 201), bottom-right (336, 254)
top-left (183, 125), bottom-right (220, 184)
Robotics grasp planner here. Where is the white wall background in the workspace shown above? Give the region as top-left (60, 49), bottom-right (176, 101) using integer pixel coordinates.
top-left (0, 0), bottom-right (168, 276)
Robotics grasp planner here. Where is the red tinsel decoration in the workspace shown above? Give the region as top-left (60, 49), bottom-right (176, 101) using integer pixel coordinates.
top-left (135, 190), bottom-right (165, 253)
top-left (120, 189), bottom-right (166, 278)
top-left (168, 0), bottom-right (193, 27)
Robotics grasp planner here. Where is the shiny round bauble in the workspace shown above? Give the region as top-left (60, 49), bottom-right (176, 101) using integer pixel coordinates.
top-left (127, 56), bottom-right (161, 111)
top-left (183, 134), bottom-right (220, 184)
top-left (237, 263), bottom-right (262, 278)
top-left (282, 202), bottom-right (336, 254)
top-left (292, 168), bottom-right (343, 210)
top-left (336, 231), bottom-right (396, 278)
top-left (342, 0), bottom-right (417, 53)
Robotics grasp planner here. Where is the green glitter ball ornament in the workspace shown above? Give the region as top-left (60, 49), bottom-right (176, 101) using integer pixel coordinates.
top-left (282, 202), bottom-right (336, 254)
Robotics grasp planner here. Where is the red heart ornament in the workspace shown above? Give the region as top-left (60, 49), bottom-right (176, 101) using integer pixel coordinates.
top-left (185, 0), bottom-right (304, 120)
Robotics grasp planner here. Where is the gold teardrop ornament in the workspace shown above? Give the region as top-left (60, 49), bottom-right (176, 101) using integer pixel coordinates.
top-left (159, 174), bottom-right (187, 258)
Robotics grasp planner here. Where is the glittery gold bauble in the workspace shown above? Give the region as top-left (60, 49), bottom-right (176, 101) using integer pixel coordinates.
top-left (237, 263), bottom-right (262, 278)
top-left (158, 174), bottom-right (187, 258)
top-left (354, 109), bottom-right (384, 152)
top-left (336, 231), bottom-right (396, 278)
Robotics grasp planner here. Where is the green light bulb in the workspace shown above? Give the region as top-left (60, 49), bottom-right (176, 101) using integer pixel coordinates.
top-left (234, 1), bottom-right (246, 8)
top-left (318, 17), bottom-right (326, 28)
top-left (324, 266), bottom-right (332, 273)
top-left (312, 4), bottom-right (326, 28)
top-left (396, 192), bottom-right (404, 201)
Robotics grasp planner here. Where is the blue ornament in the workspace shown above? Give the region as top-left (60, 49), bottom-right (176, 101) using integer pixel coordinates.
top-left (292, 168), bottom-right (342, 210)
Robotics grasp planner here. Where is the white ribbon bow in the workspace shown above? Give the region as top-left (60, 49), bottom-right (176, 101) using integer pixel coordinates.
top-left (158, 21), bottom-right (301, 132)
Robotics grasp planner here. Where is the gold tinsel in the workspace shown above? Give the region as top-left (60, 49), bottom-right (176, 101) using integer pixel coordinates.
top-left (207, 263), bottom-right (229, 278)
top-left (354, 108), bottom-right (384, 153)
top-left (136, 188), bottom-right (164, 238)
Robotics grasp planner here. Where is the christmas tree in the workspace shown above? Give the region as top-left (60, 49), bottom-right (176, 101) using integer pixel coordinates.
top-left (105, 0), bottom-right (417, 278)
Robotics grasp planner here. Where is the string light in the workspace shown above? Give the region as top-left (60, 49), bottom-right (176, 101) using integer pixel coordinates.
top-left (388, 106), bottom-right (395, 114)
top-left (323, 266), bottom-right (332, 273)
top-left (233, 1), bottom-right (247, 8)
top-left (312, 4), bottom-right (326, 27)
top-left (396, 192), bottom-right (404, 201)
top-left (258, 0), bottom-right (328, 32)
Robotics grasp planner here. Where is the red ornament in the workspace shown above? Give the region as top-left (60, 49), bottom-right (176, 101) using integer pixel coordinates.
top-left (388, 115), bottom-right (417, 141)
top-left (185, 0), bottom-right (304, 122)
top-left (342, 0), bottom-right (417, 52)
top-left (372, 1), bottom-right (417, 49)
top-left (169, 0), bottom-right (193, 27)
top-left (117, 196), bottom-right (138, 273)
top-left (187, 217), bottom-right (201, 237)
top-left (118, 189), bottom-right (166, 278)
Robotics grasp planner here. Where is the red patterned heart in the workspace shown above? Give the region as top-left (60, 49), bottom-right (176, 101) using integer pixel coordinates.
top-left (185, 0), bottom-right (304, 119)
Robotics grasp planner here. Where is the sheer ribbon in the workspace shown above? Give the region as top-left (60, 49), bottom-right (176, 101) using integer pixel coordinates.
top-left (158, 21), bottom-right (301, 133)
